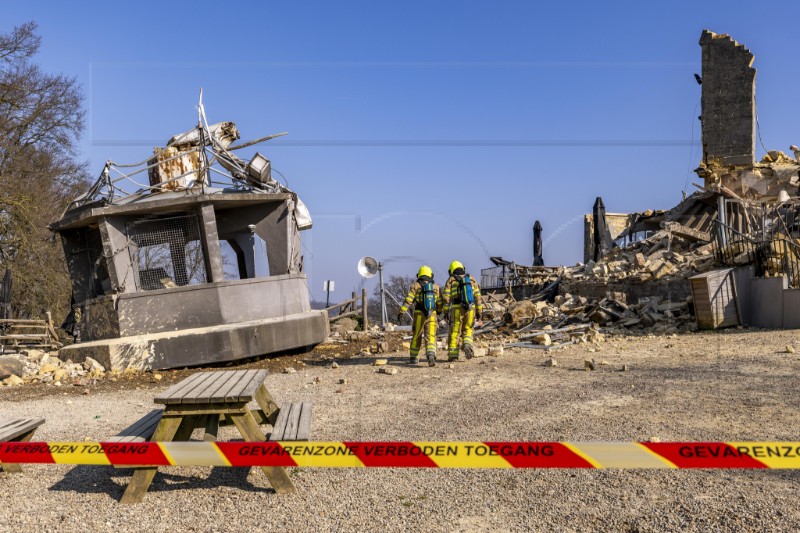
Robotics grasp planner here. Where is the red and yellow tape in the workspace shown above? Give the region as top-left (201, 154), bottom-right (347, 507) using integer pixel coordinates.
top-left (2, 441), bottom-right (799, 469)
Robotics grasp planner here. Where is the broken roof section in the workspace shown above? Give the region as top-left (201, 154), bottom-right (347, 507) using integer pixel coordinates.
top-left (59, 94), bottom-right (311, 230)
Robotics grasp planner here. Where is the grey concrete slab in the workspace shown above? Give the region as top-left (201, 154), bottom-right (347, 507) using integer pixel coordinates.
top-left (750, 276), bottom-right (788, 329)
top-left (732, 266), bottom-right (755, 326)
top-left (782, 289), bottom-right (800, 329)
top-left (59, 310), bottom-right (329, 371)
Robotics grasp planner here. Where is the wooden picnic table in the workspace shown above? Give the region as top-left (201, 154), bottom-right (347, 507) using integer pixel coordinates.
top-left (120, 369), bottom-right (296, 504)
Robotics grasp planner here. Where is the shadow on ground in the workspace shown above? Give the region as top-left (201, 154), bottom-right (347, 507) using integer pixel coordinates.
top-left (49, 465), bottom-right (275, 501)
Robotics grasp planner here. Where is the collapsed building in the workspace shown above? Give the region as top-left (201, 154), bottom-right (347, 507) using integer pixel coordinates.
top-left (481, 30), bottom-right (800, 334)
top-left (50, 105), bottom-right (328, 370)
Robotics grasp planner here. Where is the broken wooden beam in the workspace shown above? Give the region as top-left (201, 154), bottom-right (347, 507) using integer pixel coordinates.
top-left (518, 323), bottom-right (591, 340)
top-left (505, 340), bottom-right (576, 350)
top-left (660, 221), bottom-right (711, 242)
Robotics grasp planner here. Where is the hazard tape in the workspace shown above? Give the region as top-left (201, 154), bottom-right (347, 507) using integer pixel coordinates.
top-left (2, 442), bottom-right (800, 469)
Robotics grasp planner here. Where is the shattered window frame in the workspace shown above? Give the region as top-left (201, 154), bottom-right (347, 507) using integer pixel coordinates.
top-left (126, 214), bottom-right (208, 291)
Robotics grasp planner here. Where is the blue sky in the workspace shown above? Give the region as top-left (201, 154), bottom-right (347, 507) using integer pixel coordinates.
top-left (5, 1), bottom-right (800, 302)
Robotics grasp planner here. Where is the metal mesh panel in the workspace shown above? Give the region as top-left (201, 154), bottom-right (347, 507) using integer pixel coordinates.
top-left (481, 264), bottom-right (518, 289)
top-left (127, 215), bottom-right (207, 291)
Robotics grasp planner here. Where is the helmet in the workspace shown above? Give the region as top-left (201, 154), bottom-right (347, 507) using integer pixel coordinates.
top-left (417, 265), bottom-right (433, 279)
top-left (449, 260), bottom-right (464, 275)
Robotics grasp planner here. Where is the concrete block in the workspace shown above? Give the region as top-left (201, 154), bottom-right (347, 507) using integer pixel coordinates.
top-left (750, 276), bottom-right (788, 329)
top-left (59, 311), bottom-right (328, 371)
top-left (732, 266), bottom-right (754, 326)
top-left (783, 289), bottom-right (800, 329)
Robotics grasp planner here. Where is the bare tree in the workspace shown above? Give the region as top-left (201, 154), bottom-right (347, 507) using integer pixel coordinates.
top-left (0, 22), bottom-right (88, 318)
top-left (368, 274), bottom-right (416, 324)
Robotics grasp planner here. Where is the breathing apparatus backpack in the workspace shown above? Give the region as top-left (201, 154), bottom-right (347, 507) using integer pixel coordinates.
top-left (458, 274), bottom-right (475, 309)
top-left (420, 280), bottom-right (436, 316)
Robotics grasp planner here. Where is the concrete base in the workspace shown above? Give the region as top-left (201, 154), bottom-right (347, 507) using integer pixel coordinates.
top-left (58, 311), bottom-right (328, 371)
top-left (731, 266), bottom-right (755, 326)
top-left (782, 289), bottom-right (800, 329)
top-left (749, 277), bottom-right (788, 329)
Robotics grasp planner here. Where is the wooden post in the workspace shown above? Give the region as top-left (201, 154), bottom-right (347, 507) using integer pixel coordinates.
top-left (361, 288), bottom-right (368, 331)
top-left (351, 291), bottom-right (356, 313)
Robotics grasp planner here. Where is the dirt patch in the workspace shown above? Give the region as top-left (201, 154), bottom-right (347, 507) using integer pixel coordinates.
top-left (1, 328), bottom-right (800, 531)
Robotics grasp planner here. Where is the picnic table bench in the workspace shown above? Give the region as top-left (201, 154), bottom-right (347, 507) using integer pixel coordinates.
top-left (0, 418), bottom-right (45, 473)
top-left (116, 369), bottom-right (312, 503)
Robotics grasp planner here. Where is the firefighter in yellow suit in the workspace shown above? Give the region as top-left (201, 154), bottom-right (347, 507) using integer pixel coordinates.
top-left (397, 266), bottom-right (442, 366)
top-left (442, 260), bottom-right (484, 361)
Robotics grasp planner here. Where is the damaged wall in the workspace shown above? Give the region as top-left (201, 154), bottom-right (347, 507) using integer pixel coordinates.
top-left (696, 30), bottom-right (800, 200)
top-left (583, 213), bottom-right (632, 263)
top-left (700, 30), bottom-right (756, 166)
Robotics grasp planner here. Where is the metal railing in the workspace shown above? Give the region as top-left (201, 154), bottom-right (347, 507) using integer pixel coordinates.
top-left (712, 219), bottom-right (757, 267)
top-left (481, 264), bottom-right (519, 290)
top-left (754, 236), bottom-right (800, 288)
top-left (713, 219), bottom-right (800, 288)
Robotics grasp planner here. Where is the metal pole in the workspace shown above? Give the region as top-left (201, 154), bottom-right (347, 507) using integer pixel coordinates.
top-left (325, 283), bottom-right (331, 308)
top-left (361, 288), bottom-right (368, 330)
top-left (717, 195), bottom-right (727, 248)
top-left (378, 262), bottom-right (387, 327)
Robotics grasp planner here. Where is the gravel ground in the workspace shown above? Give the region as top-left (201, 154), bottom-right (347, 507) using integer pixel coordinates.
top-left (1, 328), bottom-right (799, 532)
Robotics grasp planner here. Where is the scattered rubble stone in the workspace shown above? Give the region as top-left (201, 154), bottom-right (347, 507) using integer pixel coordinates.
top-left (346, 331), bottom-right (370, 342)
top-left (83, 357), bottom-right (105, 372)
top-left (373, 359), bottom-right (388, 366)
top-left (786, 345), bottom-right (796, 354)
top-left (331, 318), bottom-right (358, 334)
top-left (488, 345), bottom-right (504, 357)
top-left (0, 356), bottom-right (24, 378)
top-left (585, 359), bottom-right (596, 371)
top-left (283, 367), bottom-right (297, 374)
top-left (2, 374), bottom-right (23, 386)
top-left (378, 367), bottom-right (398, 375)
top-left (331, 362), bottom-right (340, 369)
top-left (544, 357), bottom-right (557, 367)
top-left (531, 333), bottom-right (552, 346)
top-left (38, 363), bottom-right (58, 375)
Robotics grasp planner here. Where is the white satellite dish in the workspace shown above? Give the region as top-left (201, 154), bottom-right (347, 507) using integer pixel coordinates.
top-left (357, 256), bottom-right (379, 278)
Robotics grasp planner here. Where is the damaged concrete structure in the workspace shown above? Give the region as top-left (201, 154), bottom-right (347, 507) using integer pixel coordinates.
top-left (699, 30), bottom-right (756, 167)
top-left (492, 30), bottom-right (800, 333)
top-left (50, 113), bottom-right (327, 370)
top-left (696, 32), bottom-right (800, 203)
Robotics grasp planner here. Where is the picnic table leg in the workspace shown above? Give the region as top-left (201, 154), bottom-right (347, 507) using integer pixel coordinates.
top-left (173, 415), bottom-right (200, 441)
top-left (119, 415), bottom-right (183, 504)
top-left (255, 385), bottom-right (280, 425)
top-left (0, 429), bottom-right (36, 474)
top-left (227, 412), bottom-right (296, 494)
top-left (203, 415), bottom-right (220, 442)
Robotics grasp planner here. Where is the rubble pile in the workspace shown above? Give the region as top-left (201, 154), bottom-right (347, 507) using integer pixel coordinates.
top-left (472, 231), bottom-right (714, 349)
top-left (565, 226), bottom-right (716, 284)
top-left (513, 265), bottom-right (560, 287)
top-left (697, 149), bottom-right (800, 200)
top-left (0, 350), bottom-right (130, 387)
top-left (499, 290), bottom-right (692, 336)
